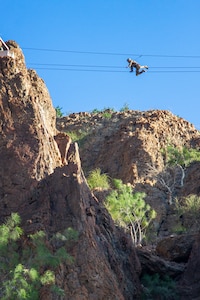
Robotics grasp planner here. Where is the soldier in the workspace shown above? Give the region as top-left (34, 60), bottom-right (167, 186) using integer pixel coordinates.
top-left (127, 58), bottom-right (148, 76)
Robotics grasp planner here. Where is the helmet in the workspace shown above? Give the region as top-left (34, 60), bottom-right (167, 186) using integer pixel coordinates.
top-left (127, 58), bottom-right (131, 62)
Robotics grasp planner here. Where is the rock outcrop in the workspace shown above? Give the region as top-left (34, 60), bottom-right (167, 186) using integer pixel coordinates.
top-left (0, 41), bottom-right (142, 299)
top-left (57, 110), bottom-right (199, 186)
top-left (57, 110), bottom-right (200, 236)
top-left (179, 235), bottom-right (200, 299)
top-left (1, 40), bottom-right (200, 299)
top-left (0, 40), bottom-right (63, 218)
top-left (57, 104), bottom-right (200, 299)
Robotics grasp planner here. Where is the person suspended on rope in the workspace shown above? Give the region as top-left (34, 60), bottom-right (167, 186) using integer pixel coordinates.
top-left (127, 58), bottom-right (148, 76)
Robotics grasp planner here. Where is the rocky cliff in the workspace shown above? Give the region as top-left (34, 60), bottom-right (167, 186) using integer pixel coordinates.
top-left (0, 40), bottom-right (62, 215)
top-left (0, 41), bottom-right (141, 299)
top-left (57, 105), bottom-right (200, 299)
top-left (1, 40), bottom-right (200, 299)
top-left (57, 110), bottom-right (200, 238)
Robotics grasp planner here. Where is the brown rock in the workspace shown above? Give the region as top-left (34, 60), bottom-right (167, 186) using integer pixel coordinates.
top-left (58, 110), bottom-right (199, 187)
top-left (54, 132), bottom-right (71, 164)
top-left (0, 40), bottom-right (62, 216)
top-left (58, 109), bottom-right (200, 240)
top-left (178, 234), bottom-right (200, 299)
top-left (156, 234), bottom-right (197, 262)
top-left (0, 41), bottom-right (142, 299)
top-left (20, 143), bottom-right (142, 299)
top-left (137, 247), bottom-right (185, 278)
top-left (2, 39), bottom-right (200, 299)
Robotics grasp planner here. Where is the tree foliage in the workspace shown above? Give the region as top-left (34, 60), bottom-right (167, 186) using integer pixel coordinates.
top-left (87, 168), bottom-right (110, 190)
top-left (105, 179), bottom-right (156, 245)
top-left (55, 106), bottom-right (64, 118)
top-left (162, 145), bottom-right (200, 168)
top-left (174, 194), bottom-right (200, 233)
top-left (141, 273), bottom-right (179, 300)
top-left (0, 213), bottom-right (78, 299)
top-left (155, 145), bottom-right (200, 205)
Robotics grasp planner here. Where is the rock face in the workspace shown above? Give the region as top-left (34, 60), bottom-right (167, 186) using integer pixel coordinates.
top-left (1, 40), bottom-right (200, 299)
top-left (57, 110), bottom-right (199, 186)
top-left (0, 41), bottom-right (142, 299)
top-left (22, 143), bottom-right (141, 299)
top-left (0, 40), bottom-right (63, 218)
top-left (179, 235), bottom-right (200, 299)
top-left (57, 107), bottom-right (200, 298)
top-left (57, 110), bottom-right (200, 237)
top-left (156, 234), bottom-right (197, 262)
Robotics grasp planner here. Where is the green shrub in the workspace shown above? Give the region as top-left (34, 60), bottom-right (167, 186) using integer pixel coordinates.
top-left (55, 106), bottom-right (64, 118)
top-left (102, 111), bottom-right (112, 119)
top-left (91, 108), bottom-right (101, 114)
top-left (175, 195), bottom-right (200, 232)
top-left (0, 213), bottom-right (78, 299)
top-left (87, 168), bottom-right (110, 190)
top-left (162, 145), bottom-right (200, 168)
top-left (105, 179), bottom-right (156, 245)
top-left (91, 107), bottom-right (115, 116)
top-left (65, 130), bottom-right (88, 147)
top-left (183, 194), bottom-right (200, 217)
top-left (120, 103), bottom-right (130, 112)
top-left (141, 273), bottom-right (179, 300)
top-left (172, 223), bottom-right (187, 235)
top-left (102, 107), bottom-right (115, 113)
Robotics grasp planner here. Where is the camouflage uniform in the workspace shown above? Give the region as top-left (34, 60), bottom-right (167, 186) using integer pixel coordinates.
top-left (127, 58), bottom-right (148, 76)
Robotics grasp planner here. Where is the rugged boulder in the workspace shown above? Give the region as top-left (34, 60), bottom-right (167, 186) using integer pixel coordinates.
top-left (136, 247), bottom-right (185, 278)
top-left (156, 234), bottom-right (197, 262)
top-left (179, 234), bottom-right (200, 299)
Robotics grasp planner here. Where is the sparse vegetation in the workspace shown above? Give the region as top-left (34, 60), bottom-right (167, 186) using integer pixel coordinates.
top-left (105, 179), bottom-right (156, 245)
top-left (65, 130), bottom-right (88, 147)
top-left (182, 194), bottom-right (200, 217)
top-left (162, 145), bottom-right (200, 168)
top-left (150, 145), bottom-right (200, 205)
top-left (102, 111), bottom-right (112, 119)
top-left (174, 195), bottom-right (200, 232)
top-left (120, 103), bottom-right (130, 112)
top-left (172, 223), bottom-right (187, 235)
top-left (87, 168), bottom-right (110, 190)
top-left (141, 273), bottom-right (179, 300)
top-left (90, 107), bottom-right (115, 118)
top-left (0, 213), bottom-right (78, 299)
top-left (91, 108), bottom-right (101, 114)
top-left (55, 106), bottom-right (64, 118)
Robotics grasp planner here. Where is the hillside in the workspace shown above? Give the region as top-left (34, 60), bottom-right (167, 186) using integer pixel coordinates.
top-left (1, 40), bottom-right (200, 299)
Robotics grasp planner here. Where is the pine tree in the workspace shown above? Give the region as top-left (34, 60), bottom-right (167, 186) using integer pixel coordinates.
top-left (105, 179), bottom-right (156, 245)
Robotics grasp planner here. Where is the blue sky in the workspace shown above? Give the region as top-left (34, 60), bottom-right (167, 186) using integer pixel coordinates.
top-left (1, 1), bottom-right (200, 128)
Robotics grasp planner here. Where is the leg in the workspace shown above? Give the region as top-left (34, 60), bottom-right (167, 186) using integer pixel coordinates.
top-left (140, 65), bottom-right (148, 70)
top-left (136, 66), bottom-right (140, 76)
top-left (136, 70), bottom-right (145, 76)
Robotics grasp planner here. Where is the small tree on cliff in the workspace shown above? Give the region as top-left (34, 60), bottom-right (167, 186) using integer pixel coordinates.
top-left (148, 145), bottom-right (200, 205)
top-left (87, 168), bottom-right (110, 190)
top-left (55, 106), bottom-right (64, 118)
top-left (0, 213), bottom-right (78, 299)
top-left (105, 179), bottom-right (156, 245)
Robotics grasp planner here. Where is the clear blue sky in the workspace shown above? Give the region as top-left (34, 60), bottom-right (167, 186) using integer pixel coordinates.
top-left (1, 1), bottom-right (200, 128)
